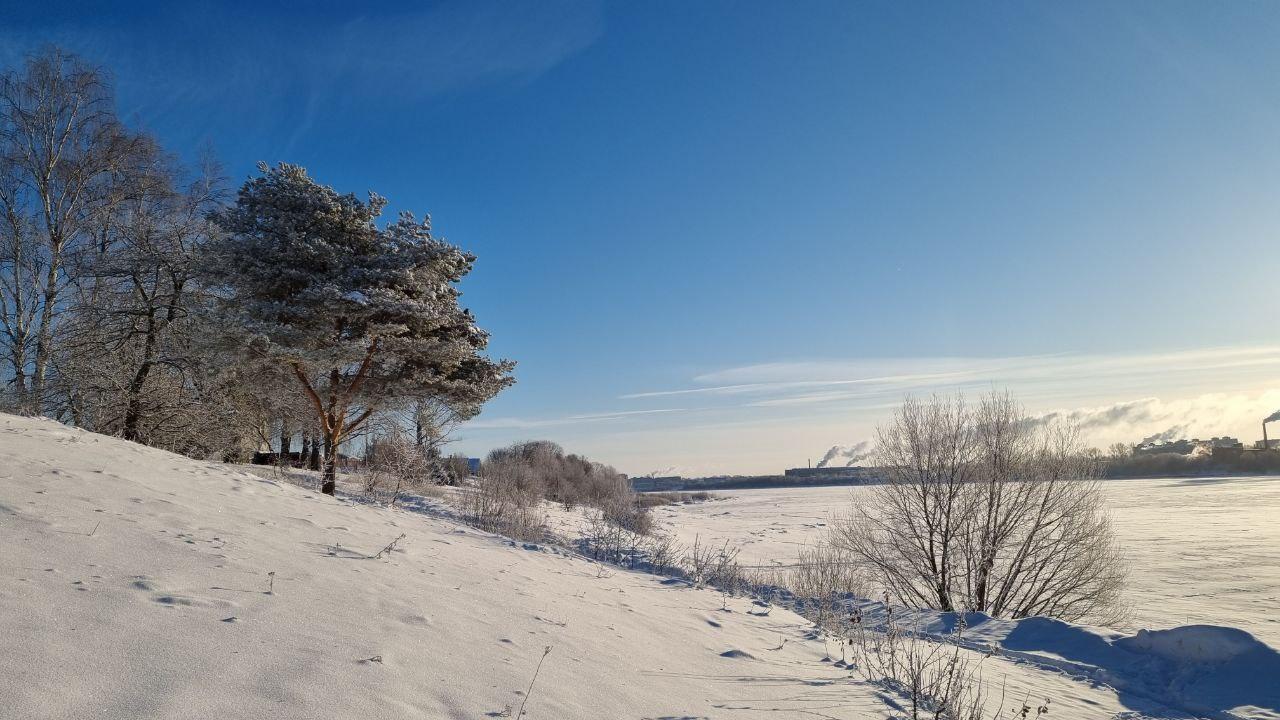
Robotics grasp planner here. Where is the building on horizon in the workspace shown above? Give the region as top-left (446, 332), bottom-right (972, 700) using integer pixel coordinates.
top-left (783, 466), bottom-right (871, 480)
top-left (1133, 436), bottom-right (1242, 457)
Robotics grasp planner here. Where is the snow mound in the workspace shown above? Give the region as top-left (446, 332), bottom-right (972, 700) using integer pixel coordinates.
top-left (1118, 627), bottom-right (1280, 720)
top-left (1118, 625), bottom-right (1262, 664)
top-left (833, 597), bottom-right (1280, 719)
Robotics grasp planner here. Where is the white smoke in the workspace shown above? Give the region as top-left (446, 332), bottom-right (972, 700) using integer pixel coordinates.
top-left (1137, 426), bottom-right (1188, 446)
top-left (1026, 390), bottom-right (1280, 448)
top-left (816, 440), bottom-right (874, 468)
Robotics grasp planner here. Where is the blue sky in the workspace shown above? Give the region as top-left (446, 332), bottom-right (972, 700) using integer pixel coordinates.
top-left (6, 1), bottom-right (1280, 474)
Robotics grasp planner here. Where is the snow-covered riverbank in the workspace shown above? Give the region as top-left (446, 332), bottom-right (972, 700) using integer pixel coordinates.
top-left (3, 413), bottom-right (1277, 719)
top-left (650, 478), bottom-right (1280, 648)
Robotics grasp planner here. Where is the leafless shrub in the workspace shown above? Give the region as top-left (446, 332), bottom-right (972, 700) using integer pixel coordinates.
top-left (644, 533), bottom-right (682, 576)
top-left (484, 440), bottom-right (639, 512)
top-left (832, 391), bottom-right (1127, 624)
top-left (483, 440), bottom-right (655, 544)
top-left (685, 534), bottom-right (744, 592)
top-left (847, 603), bottom-right (995, 720)
top-left (742, 565), bottom-right (788, 593)
top-left (603, 496), bottom-right (653, 535)
top-left (789, 542), bottom-right (864, 630)
top-left (460, 458), bottom-right (546, 542)
top-left (362, 429), bottom-right (433, 505)
top-left (635, 492), bottom-right (678, 509)
top-left (581, 506), bottom-right (646, 565)
top-left (635, 490), bottom-right (718, 508)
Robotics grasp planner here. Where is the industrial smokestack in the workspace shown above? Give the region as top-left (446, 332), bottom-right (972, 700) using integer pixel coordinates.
top-left (1266, 422), bottom-right (1270, 452)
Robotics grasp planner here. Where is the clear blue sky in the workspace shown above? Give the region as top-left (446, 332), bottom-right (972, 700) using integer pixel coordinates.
top-left (6, 1), bottom-right (1279, 474)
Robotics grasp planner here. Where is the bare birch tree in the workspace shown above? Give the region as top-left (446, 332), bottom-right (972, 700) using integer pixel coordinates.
top-left (0, 47), bottom-right (138, 413)
top-left (53, 141), bottom-right (224, 440)
top-left (833, 391), bottom-right (1126, 624)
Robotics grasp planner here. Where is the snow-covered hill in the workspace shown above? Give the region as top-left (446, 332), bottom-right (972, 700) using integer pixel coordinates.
top-left (0, 413), bottom-right (1275, 719)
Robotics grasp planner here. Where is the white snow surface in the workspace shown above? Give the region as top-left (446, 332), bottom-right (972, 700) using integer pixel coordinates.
top-left (0, 413), bottom-right (1276, 719)
top-left (649, 480), bottom-right (1280, 647)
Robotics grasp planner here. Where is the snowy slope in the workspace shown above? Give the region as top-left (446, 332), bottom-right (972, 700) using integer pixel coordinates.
top-left (0, 413), bottom-right (1265, 719)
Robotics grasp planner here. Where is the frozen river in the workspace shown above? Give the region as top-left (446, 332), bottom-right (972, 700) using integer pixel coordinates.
top-left (652, 476), bottom-right (1280, 645)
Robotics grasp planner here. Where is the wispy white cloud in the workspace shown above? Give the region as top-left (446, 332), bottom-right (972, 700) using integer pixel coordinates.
top-left (566, 409), bottom-right (687, 420)
top-left (466, 407), bottom-right (685, 430)
top-left (622, 346), bottom-right (1280, 410)
top-left (0, 1), bottom-right (604, 149)
top-left (575, 346), bottom-right (1280, 474)
top-left (462, 346), bottom-right (1280, 477)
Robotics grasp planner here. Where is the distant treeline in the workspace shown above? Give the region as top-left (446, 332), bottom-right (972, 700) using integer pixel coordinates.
top-left (631, 474), bottom-right (882, 492)
top-left (635, 453), bottom-right (1280, 489)
top-left (1102, 451), bottom-right (1280, 478)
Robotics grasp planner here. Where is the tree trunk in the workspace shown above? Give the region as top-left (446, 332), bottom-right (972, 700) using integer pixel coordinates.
top-left (7, 346), bottom-right (27, 414)
top-left (121, 313), bottom-right (158, 442)
top-left (322, 434), bottom-right (337, 495)
top-left (278, 419), bottom-right (291, 467)
top-left (30, 245), bottom-right (62, 414)
top-left (121, 376), bottom-right (148, 442)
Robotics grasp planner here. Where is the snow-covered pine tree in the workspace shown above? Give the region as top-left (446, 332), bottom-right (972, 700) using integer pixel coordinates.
top-left (210, 163), bottom-right (514, 494)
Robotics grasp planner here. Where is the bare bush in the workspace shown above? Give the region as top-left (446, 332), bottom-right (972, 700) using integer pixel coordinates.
top-left (581, 507), bottom-right (645, 565)
top-left (362, 430), bottom-right (433, 505)
top-left (485, 440), bottom-right (636, 512)
top-left (643, 533), bottom-right (682, 576)
top-left (847, 604), bottom-right (994, 720)
top-left (636, 491), bottom-right (717, 508)
top-left (480, 440), bottom-right (654, 545)
top-left (460, 458), bottom-right (546, 542)
top-left (832, 391), bottom-right (1126, 624)
top-left (790, 542), bottom-right (864, 629)
top-left (685, 534), bottom-right (744, 592)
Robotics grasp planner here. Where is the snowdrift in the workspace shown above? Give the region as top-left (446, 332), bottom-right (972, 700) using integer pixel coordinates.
top-left (815, 590), bottom-right (1280, 718)
top-left (1, 412), bottom-right (1277, 719)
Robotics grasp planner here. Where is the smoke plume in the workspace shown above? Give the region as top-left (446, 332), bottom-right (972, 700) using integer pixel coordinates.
top-left (816, 440), bottom-right (873, 468)
top-left (1137, 426), bottom-right (1188, 446)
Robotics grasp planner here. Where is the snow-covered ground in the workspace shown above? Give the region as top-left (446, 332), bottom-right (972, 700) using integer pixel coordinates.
top-left (650, 479), bottom-right (1280, 648)
top-left (2, 412), bottom-right (1277, 719)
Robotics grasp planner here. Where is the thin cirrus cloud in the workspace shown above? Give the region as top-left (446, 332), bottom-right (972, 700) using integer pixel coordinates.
top-left (0, 1), bottom-right (604, 153)
top-left (459, 346), bottom-right (1280, 475)
top-left (619, 347), bottom-right (1280, 410)
top-left (465, 408), bottom-right (687, 430)
top-left (466, 346), bottom-right (1279, 443)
